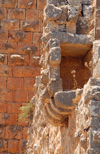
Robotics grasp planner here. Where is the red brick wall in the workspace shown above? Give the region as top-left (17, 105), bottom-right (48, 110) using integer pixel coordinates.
top-left (0, 0), bottom-right (46, 153)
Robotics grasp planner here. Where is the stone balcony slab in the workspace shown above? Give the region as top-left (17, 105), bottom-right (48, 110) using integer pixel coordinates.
top-left (54, 90), bottom-right (76, 109)
top-left (43, 32), bottom-right (93, 57)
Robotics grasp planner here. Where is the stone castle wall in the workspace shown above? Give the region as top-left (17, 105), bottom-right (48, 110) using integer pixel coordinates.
top-left (1, 0), bottom-right (100, 154)
top-left (27, 0), bottom-right (100, 154)
top-left (0, 0), bottom-right (45, 153)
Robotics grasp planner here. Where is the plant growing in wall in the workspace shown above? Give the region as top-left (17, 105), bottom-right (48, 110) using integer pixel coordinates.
top-left (16, 99), bottom-right (35, 127)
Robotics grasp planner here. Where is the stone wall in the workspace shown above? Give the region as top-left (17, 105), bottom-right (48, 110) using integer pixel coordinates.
top-left (0, 0), bottom-right (45, 153)
top-left (27, 0), bottom-right (100, 154)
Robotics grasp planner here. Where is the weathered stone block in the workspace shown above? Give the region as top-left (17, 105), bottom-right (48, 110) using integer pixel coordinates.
top-left (30, 56), bottom-right (40, 66)
top-left (54, 90), bottom-right (76, 109)
top-left (44, 4), bottom-right (62, 21)
top-left (18, 0), bottom-right (36, 9)
top-left (90, 117), bottom-right (100, 130)
top-left (93, 59), bottom-right (100, 78)
top-left (89, 100), bottom-right (100, 117)
top-left (9, 54), bottom-right (29, 66)
top-left (68, 5), bottom-right (80, 23)
top-left (8, 9), bottom-right (25, 20)
top-left (93, 43), bottom-right (100, 66)
top-left (21, 20), bottom-right (40, 32)
top-left (93, 131), bottom-right (100, 143)
top-left (48, 78), bottom-right (62, 97)
top-left (8, 31), bottom-right (32, 43)
top-left (49, 66), bottom-right (60, 78)
top-left (49, 47), bottom-right (61, 66)
top-left (2, 19), bottom-right (19, 31)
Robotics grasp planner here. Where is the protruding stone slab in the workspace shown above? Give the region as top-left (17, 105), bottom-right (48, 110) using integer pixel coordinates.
top-left (50, 99), bottom-right (72, 115)
top-left (42, 32), bottom-right (93, 57)
top-left (54, 91), bottom-right (76, 109)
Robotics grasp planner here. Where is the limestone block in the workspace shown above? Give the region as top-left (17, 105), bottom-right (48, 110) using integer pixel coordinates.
top-left (93, 59), bottom-right (100, 78)
top-left (50, 99), bottom-right (72, 115)
top-left (54, 90), bottom-right (76, 109)
top-left (90, 117), bottom-right (100, 130)
top-left (44, 4), bottom-right (62, 21)
top-left (48, 78), bottom-right (63, 97)
top-left (59, 5), bottom-right (68, 23)
top-left (93, 131), bottom-right (100, 143)
top-left (49, 66), bottom-right (60, 78)
top-left (87, 77), bottom-right (100, 87)
top-left (84, 86), bottom-right (100, 103)
top-left (89, 100), bottom-right (100, 117)
top-left (67, 22), bottom-right (76, 34)
top-left (41, 69), bottom-right (49, 85)
top-left (49, 47), bottom-right (61, 66)
top-left (50, 32), bottom-right (93, 45)
top-left (83, 5), bottom-right (93, 19)
top-left (68, 5), bottom-right (80, 23)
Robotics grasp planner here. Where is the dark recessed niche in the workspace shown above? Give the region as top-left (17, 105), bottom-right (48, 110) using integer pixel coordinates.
top-left (60, 43), bottom-right (92, 90)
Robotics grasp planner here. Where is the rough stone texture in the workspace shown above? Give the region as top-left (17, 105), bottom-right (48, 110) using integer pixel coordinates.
top-left (1, 0), bottom-right (100, 154)
top-left (27, 0), bottom-right (100, 154)
top-left (0, 0), bottom-right (44, 153)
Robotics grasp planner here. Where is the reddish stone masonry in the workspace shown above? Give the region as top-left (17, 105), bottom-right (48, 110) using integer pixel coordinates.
top-left (0, 0), bottom-right (46, 153)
